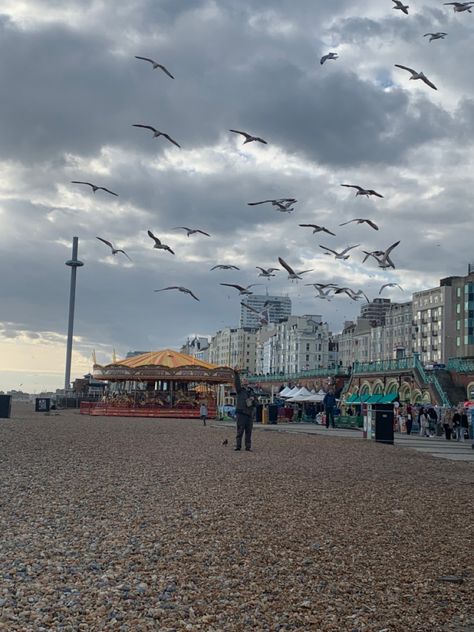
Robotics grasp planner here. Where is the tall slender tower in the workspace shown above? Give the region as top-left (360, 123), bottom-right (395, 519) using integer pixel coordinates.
top-left (64, 237), bottom-right (84, 390)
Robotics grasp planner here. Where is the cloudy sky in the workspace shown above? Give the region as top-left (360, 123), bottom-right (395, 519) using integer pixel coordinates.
top-left (1, 0), bottom-right (473, 391)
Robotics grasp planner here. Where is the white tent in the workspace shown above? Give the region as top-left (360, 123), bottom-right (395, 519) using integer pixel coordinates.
top-left (286, 387), bottom-right (313, 402)
top-left (278, 386), bottom-right (293, 398)
top-left (282, 386), bottom-right (300, 398)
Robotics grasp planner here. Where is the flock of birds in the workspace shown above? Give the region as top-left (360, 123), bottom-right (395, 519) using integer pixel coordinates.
top-left (67, 2), bottom-right (469, 320)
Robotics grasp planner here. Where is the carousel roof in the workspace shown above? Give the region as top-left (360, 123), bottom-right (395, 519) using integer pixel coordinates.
top-left (93, 349), bottom-right (234, 383)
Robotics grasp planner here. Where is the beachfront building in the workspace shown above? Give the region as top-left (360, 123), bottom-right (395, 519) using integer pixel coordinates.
top-left (208, 327), bottom-right (257, 373)
top-left (239, 294), bottom-right (291, 329)
top-left (180, 336), bottom-right (211, 362)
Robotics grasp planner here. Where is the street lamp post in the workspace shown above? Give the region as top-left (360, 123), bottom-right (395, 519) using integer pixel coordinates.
top-left (64, 236), bottom-right (84, 391)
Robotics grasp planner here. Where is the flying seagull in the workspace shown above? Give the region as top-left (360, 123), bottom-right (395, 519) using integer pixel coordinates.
top-left (339, 218), bottom-right (379, 230)
top-left (256, 267), bottom-right (279, 277)
top-left (154, 286), bottom-right (199, 301)
top-left (210, 264), bottom-right (240, 270)
top-left (229, 130), bottom-right (267, 144)
top-left (305, 282), bottom-right (339, 290)
top-left (220, 283), bottom-right (262, 295)
top-left (319, 244), bottom-right (360, 260)
top-left (340, 184), bottom-right (384, 198)
top-left (299, 224), bottom-right (336, 236)
top-left (134, 56), bottom-right (175, 78)
top-left (363, 241), bottom-right (400, 269)
top-left (96, 237), bottom-right (132, 261)
top-left (335, 288), bottom-right (369, 302)
top-left (313, 287), bottom-right (334, 301)
top-left (147, 230), bottom-right (175, 254)
top-left (278, 257), bottom-right (313, 280)
top-left (173, 227), bottom-right (210, 237)
top-left (320, 52), bottom-right (338, 65)
top-left (71, 181), bottom-right (118, 196)
top-left (394, 65), bottom-right (437, 90)
top-left (248, 198), bottom-right (297, 208)
top-left (424, 32), bottom-right (447, 41)
top-left (392, 0), bottom-right (409, 14)
top-left (379, 283), bottom-right (404, 294)
top-left (241, 301), bottom-right (270, 325)
top-left (132, 124), bottom-right (181, 147)
top-left (444, 2), bottom-right (474, 12)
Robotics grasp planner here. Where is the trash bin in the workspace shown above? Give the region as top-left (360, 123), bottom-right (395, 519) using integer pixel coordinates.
top-left (262, 406), bottom-right (269, 425)
top-left (374, 404), bottom-right (394, 445)
top-left (0, 395), bottom-right (12, 419)
top-left (35, 398), bottom-right (51, 413)
top-left (255, 403), bottom-right (263, 423)
top-left (268, 404), bottom-right (278, 424)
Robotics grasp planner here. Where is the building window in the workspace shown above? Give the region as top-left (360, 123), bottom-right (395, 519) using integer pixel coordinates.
top-left (456, 304), bottom-right (461, 314)
top-left (457, 287), bottom-right (461, 298)
top-left (456, 336), bottom-right (461, 347)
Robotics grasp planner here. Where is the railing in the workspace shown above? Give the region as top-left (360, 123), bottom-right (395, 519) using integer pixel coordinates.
top-left (425, 373), bottom-right (451, 407)
top-left (447, 358), bottom-right (474, 373)
top-left (246, 366), bottom-right (349, 383)
top-left (353, 357), bottom-right (415, 374)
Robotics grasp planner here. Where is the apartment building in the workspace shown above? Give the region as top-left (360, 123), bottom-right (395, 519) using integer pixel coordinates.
top-left (240, 294), bottom-right (292, 329)
top-left (208, 327), bottom-right (257, 373)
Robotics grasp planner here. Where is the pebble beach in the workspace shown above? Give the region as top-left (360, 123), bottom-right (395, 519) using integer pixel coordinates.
top-left (0, 403), bottom-right (473, 631)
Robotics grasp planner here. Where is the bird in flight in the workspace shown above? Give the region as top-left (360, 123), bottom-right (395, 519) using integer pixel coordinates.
top-left (313, 287), bottom-right (334, 301)
top-left (134, 56), bottom-right (174, 78)
top-left (394, 65), bottom-right (437, 90)
top-left (154, 286), bottom-right (199, 301)
top-left (335, 288), bottom-right (370, 302)
top-left (339, 218), bottom-right (379, 231)
top-left (248, 198), bottom-right (297, 209)
top-left (256, 267), bottom-right (279, 277)
top-left (96, 237), bottom-right (132, 261)
top-left (147, 230), bottom-right (175, 254)
top-left (363, 241), bottom-right (400, 269)
top-left (132, 125), bottom-right (181, 147)
top-left (210, 264), bottom-right (240, 270)
top-left (444, 2), bottom-right (474, 12)
top-left (299, 224), bottom-right (336, 236)
top-left (319, 244), bottom-right (360, 260)
top-left (173, 227), bottom-right (210, 237)
top-left (229, 130), bottom-right (267, 144)
top-left (424, 32), bottom-right (447, 42)
top-left (220, 283), bottom-right (262, 295)
top-left (379, 283), bottom-right (404, 294)
top-left (340, 184), bottom-right (384, 198)
top-left (320, 52), bottom-right (338, 65)
top-left (71, 181), bottom-right (118, 196)
top-left (392, 0), bottom-right (409, 14)
top-left (241, 301), bottom-right (270, 325)
top-left (278, 257), bottom-right (313, 280)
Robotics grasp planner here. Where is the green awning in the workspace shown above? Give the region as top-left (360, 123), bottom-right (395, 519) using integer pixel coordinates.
top-left (346, 393), bottom-right (371, 404)
top-left (378, 393), bottom-right (398, 403)
top-left (365, 394), bottom-right (383, 404)
top-left (345, 394), bottom-right (358, 403)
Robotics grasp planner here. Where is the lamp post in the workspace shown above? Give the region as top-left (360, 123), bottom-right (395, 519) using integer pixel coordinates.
top-left (64, 237), bottom-right (84, 390)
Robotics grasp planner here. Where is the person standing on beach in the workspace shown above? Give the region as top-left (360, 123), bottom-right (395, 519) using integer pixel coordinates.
top-left (200, 402), bottom-right (208, 426)
top-left (234, 369), bottom-right (256, 451)
top-left (323, 389), bottom-right (337, 429)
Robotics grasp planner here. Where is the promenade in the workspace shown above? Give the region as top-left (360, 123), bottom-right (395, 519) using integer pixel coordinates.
top-left (0, 403), bottom-right (472, 631)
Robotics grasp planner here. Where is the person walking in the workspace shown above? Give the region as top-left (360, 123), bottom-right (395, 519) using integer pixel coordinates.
top-left (419, 408), bottom-right (430, 438)
top-left (234, 369), bottom-right (256, 451)
top-left (443, 408), bottom-right (454, 441)
top-left (406, 404), bottom-right (413, 435)
top-left (454, 407), bottom-right (469, 442)
top-left (200, 401), bottom-right (208, 426)
top-left (323, 389), bottom-right (337, 429)
top-left (426, 405), bottom-right (438, 436)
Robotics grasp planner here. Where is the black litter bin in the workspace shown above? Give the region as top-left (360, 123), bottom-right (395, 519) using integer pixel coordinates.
top-left (375, 404), bottom-right (394, 445)
top-left (35, 398), bottom-right (51, 413)
top-left (268, 404), bottom-right (278, 424)
top-left (255, 403), bottom-right (263, 423)
top-left (0, 395), bottom-right (12, 418)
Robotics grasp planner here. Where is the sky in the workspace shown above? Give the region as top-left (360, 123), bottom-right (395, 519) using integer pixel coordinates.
top-left (1, 0), bottom-right (474, 392)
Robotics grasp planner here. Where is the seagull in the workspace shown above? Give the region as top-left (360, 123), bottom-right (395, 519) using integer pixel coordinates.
top-left (340, 184), bottom-right (384, 198)
top-left (379, 283), bottom-right (404, 294)
top-left (320, 52), bottom-right (338, 65)
top-left (319, 244), bottom-right (360, 260)
top-left (210, 264), bottom-right (240, 270)
top-left (278, 257), bottom-right (313, 280)
top-left (256, 267), bottom-right (279, 277)
top-left (304, 282), bottom-right (339, 290)
top-left (229, 130), bottom-right (267, 144)
top-left (335, 288), bottom-right (369, 302)
top-left (394, 65), bottom-right (437, 90)
top-left (96, 237), bottom-right (132, 261)
top-left (314, 287), bottom-right (334, 301)
top-left (173, 227), bottom-right (210, 237)
top-left (132, 124), bottom-right (181, 147)
top-left (392, 0), bottom-right (409, 14)
top-left (134, 56), bottom-right (174, 78)
top-left (339, 218), bottom-right (379, 230)
top-left (241, 301), bottom-right (270, 325)
top-left (444, 2), bottom-right (474, 12)
top-left (363, 241), bottom-right (400, 269)
top-left (154, 286), bottom-right (199, 301)
top-left (299, 224), bottom-right (336, 236)
top-left (222, 439), bottom-right (228, 446)
top-left (424, 32), bottom-right (447, 41)
top-left (147, 230), bottom-right (175, 254)
top-left (70, 181), bottom-right (118, 196)
top-left (248, 198), bottom-right (297, 210)
top-left (220, 283), bottom-right (262, 295)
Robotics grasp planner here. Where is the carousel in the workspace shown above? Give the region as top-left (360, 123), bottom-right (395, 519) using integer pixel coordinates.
top-left (80, 349), bottom-right (235, 419)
